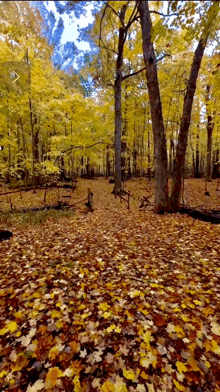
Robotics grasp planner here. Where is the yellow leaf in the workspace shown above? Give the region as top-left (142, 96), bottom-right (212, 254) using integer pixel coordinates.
top-left (103, 312), bottom-right (111, 319)
top-left (14, 311), bottom-right (23, 320)
top-left (176, 361), bottom-right (188, 374)
top-left (69, 341), bottom-right (80, 353)
top-left (107, 324), bottom-right (115, 333)
top-left (141, 309), bottom-right (149, 315)
top-left (205, 361), bottom-right (211, 368)
top-left (51, 310), bottom-right (61, 319)
top-left (101, 380), bottom-right (115, 392)
top-left (123, 368), bottom-right (136, 381)
top-left (194, 300), bottom-right (202, 306)
top-left (48, 346), bottom-right (59, 360)
top-left (175, 326), bottom-right (185, 338)
top-left (0, 370), bottom-right (7, 378)
top-left (0, 327), bottom-right (7, 335)
top-left (73, 375), bottom-right (81, 392)
top-left (140, 371), bottom-right (148, 380)
top-left (7, 321), bottom-right (18, 333)
top-left (181, 315), bottom-right (190, 322)
top-left (173, 379), bottom-right (185, 391)
top-left (98, 303), bottom-right (110, 311)
top-left (173, 307), bottom-right (181, 312)
top-left (203, 307), bottom-right (214, 316)
top-left (45, 367), bottom-right (63, 389)
top-left (55, 320), bottom-right (63, 329)
top-left (115, 326), bottom-right (121, 333)
top-left (211, 340), bottom-right (220, 355)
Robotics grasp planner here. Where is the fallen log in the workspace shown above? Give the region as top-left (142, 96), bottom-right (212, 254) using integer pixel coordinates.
top-left (13, 202), bottom-right (69, 213)
top-left (179, 207), bottom-right (220, 224)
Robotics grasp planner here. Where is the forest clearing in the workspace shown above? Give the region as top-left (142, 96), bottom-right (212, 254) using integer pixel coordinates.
top-left (0, 178), bottom-right (220, 392)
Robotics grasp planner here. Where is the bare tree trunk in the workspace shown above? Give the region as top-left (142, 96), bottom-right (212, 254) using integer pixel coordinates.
top-left (29, 97), bottom-right (36, 193)
top-left (137, 0), bottom-right (168, 213)
top-left (170, 1), bottom-right (220, 210)
top-left (195, 124), bottom-right (200, 178)
top-left (170, 41), bottom-right (208, 209)
top-left (20, 118), bottom-right (28, 189)
top-left (205, 85), bottom-right (214, 182)
top-left (106, 145), bottom-right (111, 178)
top-left (114, 4), bottom-right (127, 194)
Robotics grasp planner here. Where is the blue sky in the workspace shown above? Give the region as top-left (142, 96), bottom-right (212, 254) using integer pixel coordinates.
top-left (45, 1), bottom-right (94, 51)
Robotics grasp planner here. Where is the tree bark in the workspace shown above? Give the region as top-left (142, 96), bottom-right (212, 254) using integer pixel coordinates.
top-left (195, 124), bottom-right (200, 178)
top-left (137, 0), bottom-right (168, 213)
top-left (170, 39), bottom-right (208, 209)
top-left (205, 85), bottom-right (214, 182)
top-left (170, 1), bottom-right (220, 210)
top-left (114, 4), bottom-right (127, 194)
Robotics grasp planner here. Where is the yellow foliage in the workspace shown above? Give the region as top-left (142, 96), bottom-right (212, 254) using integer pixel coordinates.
top-left (123, 368), bottom-right (136, 381)
top-left (101, 380), bottom-right (115, 392)
top-left (173, 380), bottom-right (185, 391)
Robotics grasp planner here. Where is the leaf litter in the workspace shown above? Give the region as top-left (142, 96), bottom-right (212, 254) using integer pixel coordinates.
top-left (0, 178), bottom-right (220, 392)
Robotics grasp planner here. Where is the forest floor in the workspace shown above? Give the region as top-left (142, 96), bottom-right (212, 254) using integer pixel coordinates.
top-left (0, 178), bottom-right (220, 392)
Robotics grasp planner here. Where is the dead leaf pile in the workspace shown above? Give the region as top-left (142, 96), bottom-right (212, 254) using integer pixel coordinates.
top-left (0, 178), bottom-right (220, 392)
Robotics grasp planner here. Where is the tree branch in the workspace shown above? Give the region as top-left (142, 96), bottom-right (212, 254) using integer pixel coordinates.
top-left (156, 53), bottom-right (171, 63)
top-left (55, 142), bottom-right (111, 163)
top-left (122, 66), bottom-right (146, 81)
top-left (99, 3), bottom-right (108, 46)
top-left (107, 3), bottom-right (125, 28)
top-left (99, 44), bottom-right (117, 55)
top-left (122, 53), bottom-right (171, 81)
top-left (149, 10), bottom-right (178, 17)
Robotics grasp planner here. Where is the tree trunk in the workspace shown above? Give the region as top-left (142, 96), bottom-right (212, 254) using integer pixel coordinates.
top-left (137, 0), bottom-right (168, 213)
top-left (106, 145), bottom-right (111, 178)
top-left (114, 4), bottom-right (127, 195)
top-left (205, 85), bottom-right (214, 182)
top-left (212, 148), bottom-right (219, 179)
top-left (195, 124), bottom-right (200, 178)
top-left (20, 118), bottom-right (28, 189)
top-left (170, 1), bottom-right (220, 210)
top-left (170, 40), bottom-right (208, 209)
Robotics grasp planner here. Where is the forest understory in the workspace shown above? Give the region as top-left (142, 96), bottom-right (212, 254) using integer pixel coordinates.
top-left (0, 178), bottom-right (220, 392)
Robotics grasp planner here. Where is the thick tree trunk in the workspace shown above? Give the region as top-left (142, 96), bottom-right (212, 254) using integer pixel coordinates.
top-left (114, 4), bottom-right (127, 194)
top-left (170, 1), bottom-right (220, 210)
top-left (137, 0), bottom-right (168, 213)
top-left (170, 39), bottom-right (208, 210)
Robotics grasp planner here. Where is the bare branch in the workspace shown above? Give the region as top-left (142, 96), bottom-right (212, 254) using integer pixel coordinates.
top-left (122, 53), bottom-right (171, 81)
top-left (126, 3), bottom-right (139, 30)
top-left (107, 3), bottom-right (125, 28)
top-left (99, 44), bottom-right (117, 55)
top-left (122, 66), bottom-right (146, 81)
top-left (55, 142), bottom-right (111, 163)
top-left (149, 10), bottom-right (178, 17)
